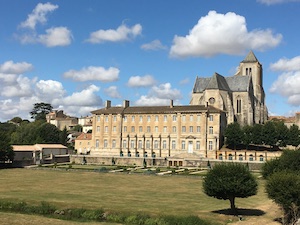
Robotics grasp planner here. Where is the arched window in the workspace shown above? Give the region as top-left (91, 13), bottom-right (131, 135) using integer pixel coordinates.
top-left (219, 154), bottom-right (223, 160)
top-left (237, 96), bottom-right (242, 114)
top-left (259, 155), bottom-right (264, 161)
top-left (239, 154), bottom-right (243, 161)
top-left (228, 154), bottom-right (233, 160)
top-left (249, 154), bottom-right (254, 161)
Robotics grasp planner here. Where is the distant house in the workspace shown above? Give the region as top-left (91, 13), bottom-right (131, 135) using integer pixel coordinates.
top-left (269, 112), bottom-right (300, 128)
top-left (78, 116), bottom-right (93, 133)
top-left (74, 133), bottom-right (93, 154)
top-left (46, 110), bottom-right (78, 131)
top-left (12, 144), bottom-right (69, 166)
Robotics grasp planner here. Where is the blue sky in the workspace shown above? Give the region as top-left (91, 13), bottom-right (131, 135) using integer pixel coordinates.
top-left (1, 0), bottom-right (300, 121)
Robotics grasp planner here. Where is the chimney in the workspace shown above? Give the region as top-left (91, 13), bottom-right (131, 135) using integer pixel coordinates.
top-left (105, 100), bottom-right (111, 109)
top-left (170, 100), bottom-right (173, 108)
top-left (123, 100), bottom-right (130, 108)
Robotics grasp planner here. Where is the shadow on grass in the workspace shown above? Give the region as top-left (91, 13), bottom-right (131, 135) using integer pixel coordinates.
top-left (212, 208), bottom-right (265, 216)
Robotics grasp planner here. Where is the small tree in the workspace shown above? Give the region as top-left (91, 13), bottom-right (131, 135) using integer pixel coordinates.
top-left (203, 163), bottom-right (257, 214)
top-left (242, 125), bottom-right (252, 149)
top-left (30, 102), bottom-right (53, 121)
top-left (288, 124), bottom-right (300, 149)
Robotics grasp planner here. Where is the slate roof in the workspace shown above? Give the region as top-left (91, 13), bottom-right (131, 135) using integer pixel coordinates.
top-left (91, 104), bottom-right (222, 115)
top-left (242, 50), bottom-right (258, 63)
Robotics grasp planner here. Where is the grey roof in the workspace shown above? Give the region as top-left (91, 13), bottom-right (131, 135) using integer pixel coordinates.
top-left (242, 51), bottom-right (258, 63)
top-left (91, 105), bottom-right (222, 115)
top-left (193, 74), bottom-right (250, 93)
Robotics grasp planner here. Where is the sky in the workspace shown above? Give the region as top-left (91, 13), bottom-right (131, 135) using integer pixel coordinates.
top-left (1, 0), bottom-right (300, 122)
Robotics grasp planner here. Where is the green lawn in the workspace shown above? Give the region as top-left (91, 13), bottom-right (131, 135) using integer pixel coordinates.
top-left (0, 168), bottom-right (278, 224)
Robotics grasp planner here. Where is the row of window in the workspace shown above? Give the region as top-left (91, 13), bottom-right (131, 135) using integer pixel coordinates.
top-left (96, 125), bottom-right (214, 134)
top-left (96, 114), bottom-right (214, 123)
top-left (219, 153), bottom-right (264, 161)
top-left (95, 139), bottom-right (215, 150)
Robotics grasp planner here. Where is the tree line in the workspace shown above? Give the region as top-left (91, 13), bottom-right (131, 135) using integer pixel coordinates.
top-left (224, 120), bottom-right (300, 150)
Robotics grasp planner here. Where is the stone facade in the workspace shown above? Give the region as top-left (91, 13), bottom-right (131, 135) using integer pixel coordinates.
top-left (190, 51), bottom-right (268, 126)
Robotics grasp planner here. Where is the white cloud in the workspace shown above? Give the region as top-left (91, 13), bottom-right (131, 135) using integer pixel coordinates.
top-left (0, 61), bottom-right (33, 74)
top-left (270, 56), bottom-right (300, 72)
top-left (270, 71), bottom-right (300, 106)
top-left (170, 11), bottom-right (282, 58)
top-left (127, 75), bottom-right (156, 87)
top-left (63, 66), bottom-right (119, 82)
top-left (104, 86), bottom-right (121, 99)
top-left (141, 40), bottom-right (167, 51)
top-left (38, 27), bottom-right (72, 47)
top-left (35, 80), bottom-right (65, 100)
top-left (1, 75), bottom-right (33, 97)
top-left (19, 2), bottom-right (58, 30)
top-left (53, 85), bottom-right (101, 107)
top-left (257, 0), bottom-right (300, 5)
top-left (86, 23), bottom-right (142, 43)
top-left (134, 83), bottom-right (182, 106)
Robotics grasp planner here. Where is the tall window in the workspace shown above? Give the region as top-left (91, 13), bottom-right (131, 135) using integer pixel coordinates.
top-left (105, 126), bottom-right (108, 133)
top-left (173, 115), bottom-right (177, 122)
top-left (197, 114), bottom-right (201, 122)
top-left (146, 140), bottom-right (150, 149)
top-left (97, 116), bottom-right (100, 122)
top-left (113, 126), bottom-right (116, 132)
top-left (189, 126), bottom-right (193, 133)
top-left (147, 116), bottom-right (151, 122)
top-left (172, 140), bottom-right (176, 149)
top-left (209, 126), bottom-right (213, 134)
top-left (147, 126), bottom-right (151, 133)
top-left (163, 140), bottom-right (167, 149)
top-left (96, 126), bottom-right (100, 132)
top-left (172, 126), bottom-right (176, 133)
top-left (131, 126), bottom-right (135, 132)
top-left (139, 116), bottom-right (143, 122)
top-left (113, 115), bottom-right (117, 122)
top-left (124, 126), bottom-right (127, 132)
top-left (105, 116), bottom-right (108, 122)
top-left (138, 140), bottom-right (142, 149)
top-left (164, 115), bottom-right (167, 122)
top-left (124, 116), bottom-right (127, 122)
top-left (209, 115), bottom-right (213, 121)
top-left (155, 115), bottom-right (159, 122)
top-left (154, 140), bottom-right (158, 149)
top-left (163, 126), bottom-right (167, 133)
top-left (182, 115), bottom-right (186, 122)
top-left (130, 140), bottom-right (135, 148)
top-left (190, 115), bottom-right (193, 122)
top-left (196, 141), bottom-right (200, 150)
top-left (237, 98), bottom-right (242, 114)
top-left (181, 141), bottom-right (186, 150)
top-left (131, 116), bottom-right (135, 122)
top-left (182, 126), bottom-right (186, 132)
top-left (104, 139), bottom-right (108, 148)
top-left (155, 126), bottom-right (158, 133)
top-left (112, 139), bottom-right (116, 148)
top-left (208, 141), bottom-right (213, 150)
top-left (96, 139), bottom-right (99, 148)
top-left (123, 140), bottom-right (127, 148)
top-left (197, 126), bottom-right (201, 133)
top-left (139, 126), bottom-right (143, 132)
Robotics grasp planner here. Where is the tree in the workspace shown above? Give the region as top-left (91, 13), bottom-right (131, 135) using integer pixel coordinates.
top-left (10, 117), bottom-right (23, 124)
top-left (224, 123), bottom-right (243, 149)
top-left (242, 125), bottom-right (252, 149)
top-left (0, 131), bottom-right (14, 162)
top-left (262, 121), bottom-right (277, 148)
top-left (30, 102), bottom-right (53, 121)
top-left (60, 127), bottom-right (68, 146)
top-left (274, 121), bottom-right (289, 147)
top-left (72, 124), bottom-right (83, 132)
top-left (203, 163), bottom-right (258, 214)
top-left (37, 123), bottom-right (60, 144)
top-left (288, 124), bottom-right (300, 149)
top-left (252, 124), bottom-right (263, 146)
top-left (266, 171), bottom-right (300, 224)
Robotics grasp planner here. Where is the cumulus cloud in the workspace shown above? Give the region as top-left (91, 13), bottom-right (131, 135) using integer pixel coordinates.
top-left (38, 27), bottom-right (72, 47)
top-left (86, 23), bottom-right (142, 43)
top-left (134, 83), bottom-right (182, 106)
top-left (104, 86), bottom-right (121, 99)
top-left (127, 75), bottom-right (156, 87)
top-left (270, 56), bottom-right (300, 72)
top-left (19, 2), bottom-right (58, 29)
top-left (35, 80), bottom-right (65, 100)
top-left (141, 39), bottom-right (167, 51)
top-left (63, 66), bottom-right (120, 82)
top-left (170, 11), bottom-right (282, 58)
top-left (257, 0), bottom-right (300, 5)
top-left (0, 61), bottom-right (33, 74)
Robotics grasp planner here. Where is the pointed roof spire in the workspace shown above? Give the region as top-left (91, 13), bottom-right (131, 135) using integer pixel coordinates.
top-left (242, 50), bottom-right (258, 63)
top-left (206, 73), bottom-right (230, 91)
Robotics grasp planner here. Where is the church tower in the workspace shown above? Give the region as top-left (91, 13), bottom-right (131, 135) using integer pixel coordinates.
top-left (235, 51), bottom-right (263, 103)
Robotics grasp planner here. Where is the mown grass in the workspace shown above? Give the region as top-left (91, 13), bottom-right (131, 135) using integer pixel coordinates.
top-left (0, 168), bottom-right (276, 224)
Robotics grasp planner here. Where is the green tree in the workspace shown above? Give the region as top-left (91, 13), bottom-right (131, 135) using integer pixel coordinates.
top-left (242, 125), bottom-right (252, 149)
top-left (251, 124), bottom-right (263, 146)
top-left (224, 123), bottom-right (243, 149)
top-left (72, 124), bottom-right (83, 132)
top-left (37, 123), bottom-right (60, 143)
top-left (288, 124), bottom-right (300, 149)
top-left (30, 102), bottom-right (53, 121)
top-left (203, 163), bottom-right (258, 214)
top-left (0, 131), bottom-right (14, 162)
top-left (262, 121), bottom-right (277, 148)
top-left (10, 117), bottom-right (23, 124)
top-left (11, 121), bottom-right (43, 144)
top-left (274, 121), bottom-right (289, 147)
top-left (266, 171), bottom-right (300, 224)
top-left (60, 127), bottom-right (68, 146)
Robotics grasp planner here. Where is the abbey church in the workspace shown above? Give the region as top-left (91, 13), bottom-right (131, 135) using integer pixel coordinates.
top-left (72, 51), bottom-right (272, 166)
top-left (190, 51), bottom-right (268, 125)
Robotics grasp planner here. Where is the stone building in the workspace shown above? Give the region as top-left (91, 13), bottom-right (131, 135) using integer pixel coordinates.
top-left (90, 100), bottom-right (226, 161)
top-left (190, 51), bottom-right (268, 126)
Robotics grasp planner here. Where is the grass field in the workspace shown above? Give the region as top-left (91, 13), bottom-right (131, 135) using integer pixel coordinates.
top-left (0, 168), bottom-right (281, 224)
